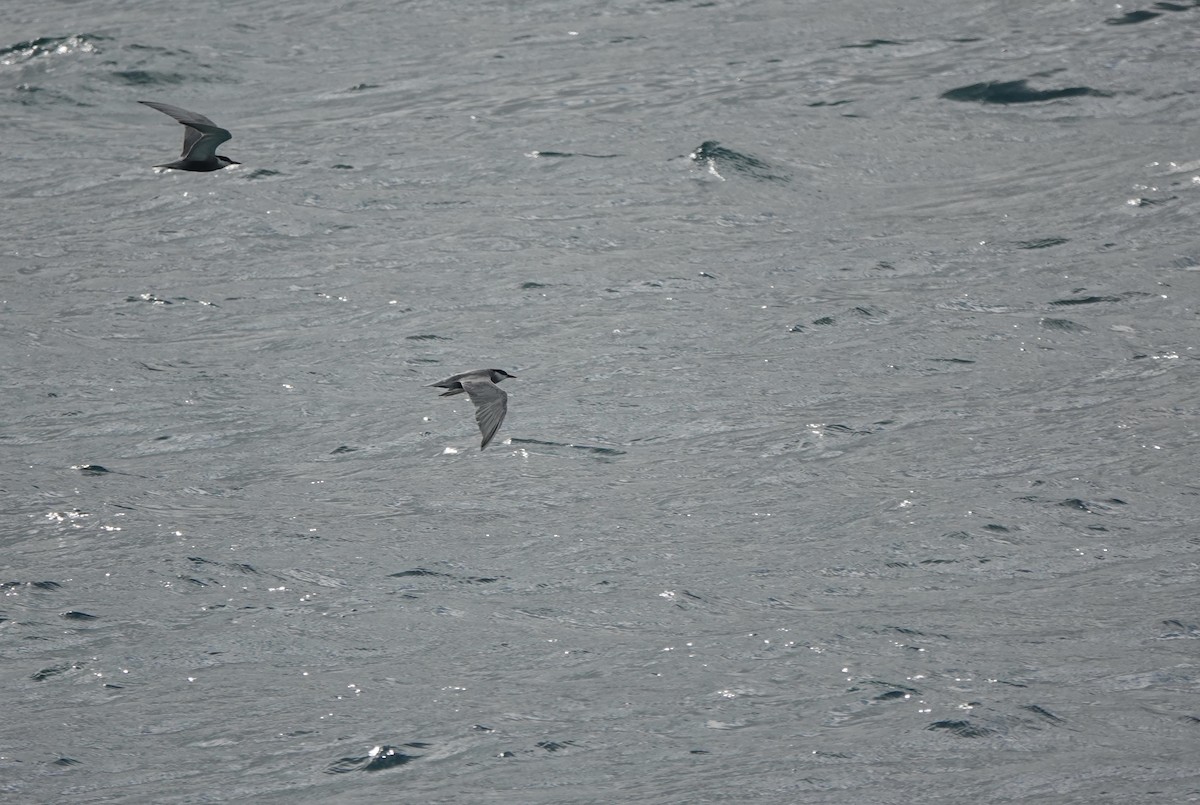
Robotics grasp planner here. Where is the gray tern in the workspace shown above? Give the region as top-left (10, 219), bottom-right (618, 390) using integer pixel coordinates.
top-left (139, 100), bottom-right (240, 171)
top-left (428, 369), bottom-right (517, 450)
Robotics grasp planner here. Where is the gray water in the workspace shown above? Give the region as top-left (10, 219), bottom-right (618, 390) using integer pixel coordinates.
top-left (3, 0), bottom-right (1199, 802)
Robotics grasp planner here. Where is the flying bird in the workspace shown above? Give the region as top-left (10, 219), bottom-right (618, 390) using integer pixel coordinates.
top-left (428, 369), bottom-right (517, 450)
top-left (139, 100), bottom-right (240, 171)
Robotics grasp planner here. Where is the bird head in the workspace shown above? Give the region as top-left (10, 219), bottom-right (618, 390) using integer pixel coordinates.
top-left (489, 369), bottom-right (517, 382)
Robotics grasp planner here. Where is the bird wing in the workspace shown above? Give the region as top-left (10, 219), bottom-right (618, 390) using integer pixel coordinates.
top-left (460, 379), bottom-right (508, 450)
top-left (428, 371), bottom-right (468, 390)
top-left (139, 101), bottom-right (232, 160)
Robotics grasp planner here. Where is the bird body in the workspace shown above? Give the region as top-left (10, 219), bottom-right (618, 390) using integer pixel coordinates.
top-left (428, 369), bottom-right (516, 450)
top-left (140, 100), bottom-right (239, 171)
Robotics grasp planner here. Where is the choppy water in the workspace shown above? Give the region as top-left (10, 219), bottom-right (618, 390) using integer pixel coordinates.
top-left (3, 1), bottom-right (1199, 802)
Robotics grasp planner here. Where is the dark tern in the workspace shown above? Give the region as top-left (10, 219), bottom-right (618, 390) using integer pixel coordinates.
top-left (428, 369), bottom-right (517, 450)
top-left (139, 100), bottom-right (240, 171)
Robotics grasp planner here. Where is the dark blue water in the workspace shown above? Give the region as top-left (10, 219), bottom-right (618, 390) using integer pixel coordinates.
top-left (3, 1), bottom-right (1199, 802)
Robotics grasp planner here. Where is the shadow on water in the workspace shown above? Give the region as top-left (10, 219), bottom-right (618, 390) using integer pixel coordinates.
top-left (1103, 2), bottom-right (1200, 26)
top-left (940, 79), bottom-right (1110, 104)
top-left (526, 150), bottom-right (621, 159)
top-left (687, 140), bottom-right (790, 183)
top-left (510, 437), bottom-right (625, 457)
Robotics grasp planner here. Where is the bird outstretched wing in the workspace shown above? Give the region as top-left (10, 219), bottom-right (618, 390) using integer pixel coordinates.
top-left (140, 101), bottom-right (232, 160)
top-left (460, 379), bottom-right (508, 449)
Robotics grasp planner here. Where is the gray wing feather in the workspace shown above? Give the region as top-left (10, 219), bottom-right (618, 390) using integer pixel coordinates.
top-left (428, 371), bottom-right (469, 389)
top-left (140, 101), bottom-right (232, 160)
top-left (140, 101), bottom-right (220, 128)
top-left (181, 126), bottom-right (204, 158)
top-left (461, 379), bottom-right (508, 450)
